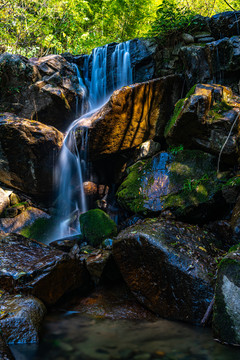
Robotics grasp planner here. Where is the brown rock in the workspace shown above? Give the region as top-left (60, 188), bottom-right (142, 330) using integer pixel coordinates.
top-left (0, 292), bottom-right (46, 344)
top-left (0, 113), bottom-right (63, 199)
top-left (75, 75), bottom-right (183, 160)
top-left (0, 233), bottom-right (90, 305)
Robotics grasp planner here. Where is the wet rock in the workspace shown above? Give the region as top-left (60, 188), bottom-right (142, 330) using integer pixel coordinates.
top-left (0, 207), bottom-right (50, 235)
top-left (0, 188), bottom-right (10, 216)
top-left (0, 113), bottom-right (63, 200)
top-left (79, 248), bottom-right (112, 284)
top-left (113, 218), bottom-right (222, 324)
top-left (165, 84), bottom-right (240, 166)
top-left (50, 234), bottom-right (82, 252)
top-left (213, 246), bottom-right (240, 345)
top-left (80, 209), bottom-right (117, 247)
top-left (0, 233), bottom-right (90, 305)
top-left (179, 46), bottom-right (210, 89)
top-left (0, 293), bottom-right (46, 344)
top-left (205, 36), bottom-right (240, 79)
top-left (75, 75), bottom-right (183, 160)
top-left (0, 333), bottom-right (15, 359)
top-left (209, 11), bottom-right (240, 39)
top-left (231, 194), bottom-right (240, 237)
top-left (0, 53), bottom-right (84, 130)
top-left (116, 150), bottom-right (228, 222)
top-left (132, 140), bottom-right (161, 163)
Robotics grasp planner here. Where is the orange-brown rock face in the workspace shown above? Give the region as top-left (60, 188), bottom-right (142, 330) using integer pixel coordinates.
top-left (76, 75), bottom-right (182, 160)
top-left (0, 113), bottom-right (63, 199)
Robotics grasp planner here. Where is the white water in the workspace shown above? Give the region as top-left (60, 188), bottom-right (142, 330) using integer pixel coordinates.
top-left (52, 41), bottom-right (133, 240)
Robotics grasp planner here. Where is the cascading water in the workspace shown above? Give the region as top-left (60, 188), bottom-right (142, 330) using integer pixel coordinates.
top-left (52, 41), bottom-right (133, 240)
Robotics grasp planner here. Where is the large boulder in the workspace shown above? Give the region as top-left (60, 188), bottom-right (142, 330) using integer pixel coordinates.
top-left (0, 293), bottom-right (46, 343)
top-left (75, 75), bottom-right (183, 161)
top-left (116, 150), bottom-right (228, 222)
top-left (0, 113), bottom-right (63, 199)
top-left (165, 84), bottom-right (240, 166)
top-left (0, 233), bottom-right (90, 305)
top-left (213, 246), bottom-right (240, 345)
top-left (113, 218), bottom-right (222, 324)
top-left (0, 53), bottom-right (85, 130)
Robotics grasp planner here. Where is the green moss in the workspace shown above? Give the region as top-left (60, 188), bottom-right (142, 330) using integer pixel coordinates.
top-left (11, 201), bottom-right (28, 208)
top-left (208, 101), bottom-right (233, 123)
top-left (185, 84), bottom-right (197, 98)
top-left (79, 209), bottom-right (117, 247)
top-left (117, 160), bottom-right (147, 213)
top-left (164, 98), bottom-right (185, 137)
top-left (20, 217), bottom-right (53, 242)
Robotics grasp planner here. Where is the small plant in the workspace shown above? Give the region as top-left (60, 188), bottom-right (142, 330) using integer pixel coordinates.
top-left (183, 174), bottom-right (210, 192)
top-left (169, 144), bottom-right (184, 155)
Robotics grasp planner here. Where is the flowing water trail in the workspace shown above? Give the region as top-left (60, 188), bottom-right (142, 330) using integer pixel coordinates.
top-left (51, 41), bottom-right (133, 240)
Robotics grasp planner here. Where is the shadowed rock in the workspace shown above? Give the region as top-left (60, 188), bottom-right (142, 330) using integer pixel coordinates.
top-left (0, 113), bottom-right (63, 200)
top-left (113, 218), bottom-right (223, 324)
top-left (0, 233), bottom-right (90, 305)
top-left (0, 293), bottom-right (46, 344)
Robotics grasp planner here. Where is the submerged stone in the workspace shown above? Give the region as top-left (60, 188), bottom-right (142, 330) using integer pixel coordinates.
top-left (213, 246), bottom-right (240, 345)
top-left (117, 150), bottom-right (227, 222)
top-left (0, 233), bottom-right (90, 305)
top-left (113, 218), bottom-right (222, 324)
top-left (0, 293), bottom-right (46, 344)
top-left (80, 209), bottom-right (117, 247)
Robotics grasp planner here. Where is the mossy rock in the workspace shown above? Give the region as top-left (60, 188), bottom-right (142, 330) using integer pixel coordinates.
top-left (79, 209), bottom-right (117, 247)
top-left (20, 217), bottom-right (54, 242)
top-left (213, 248), bottom-right (240, 345)
top-left (117, 150), bottom-right (229, 222)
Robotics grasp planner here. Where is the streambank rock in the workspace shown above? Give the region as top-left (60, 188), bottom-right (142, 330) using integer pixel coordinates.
top-left (0, 293), bottom-right (46, 343)
top-left (116, 150), bottom-right (228, 222)
top-left (0, 207), bottom-right (50, 235)
top-left (0, 113), bottom-right (63, 200)
top-left (213, 247), bottom-right (240, 345)
top-left (165, 84), bottom-right (240, 166)
top-left (0, 53), bottom-right (84, 130)
top-left (0, 188), bottom-right (10, 216)
top-left (0, 333), bottom-right (15, 359)
top-left (209, 11), bottom-right (240, 39)
top-left (231, 194), bottom-right (240, 237)
top-left (113, 218), bottom-right (221, 324)
top-left (0, 233), bottom-right (90, 305)
top-left (75, 75), bottom-right (183, 160)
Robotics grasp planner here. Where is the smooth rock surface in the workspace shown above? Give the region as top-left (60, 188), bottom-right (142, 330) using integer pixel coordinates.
top-left (0, 113), bottom-right (63, 199)
top-left (0, 233), bottom-right (90, 305)
top-left (75, 75), bottom-right (183, 160)
top-left (0, 293), bottom-right (46, 344)
top-left (0, 188), bottom-right (10, 216)
top-left (113, 218), bottom-right (221, 324)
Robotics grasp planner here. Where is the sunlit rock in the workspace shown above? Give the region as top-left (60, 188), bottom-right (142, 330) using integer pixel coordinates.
top-left (113, 217), bottom-right (223, 324)
top-left (75, 75), bottom-right (183, 161)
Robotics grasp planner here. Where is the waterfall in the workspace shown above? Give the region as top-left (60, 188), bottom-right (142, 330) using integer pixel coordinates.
top-left (51, 41), bottom-right (133, 240)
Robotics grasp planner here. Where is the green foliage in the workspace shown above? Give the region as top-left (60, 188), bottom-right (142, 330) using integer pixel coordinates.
top-left (169, 144), bottom-right (184, 155)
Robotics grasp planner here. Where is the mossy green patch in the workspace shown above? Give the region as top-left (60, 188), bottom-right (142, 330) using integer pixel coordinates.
top-left (20, 217), bottom-right (53, 242)
top-left (80, 209), bottom-right (117, 247)
top-left (208, 101), bottom-right (233, 123)
top-left (164, 98), bottom-right (185, 138)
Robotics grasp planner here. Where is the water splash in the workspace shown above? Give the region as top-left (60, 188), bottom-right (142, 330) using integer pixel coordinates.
top-left (52, 41), bottom-right (133, 240)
